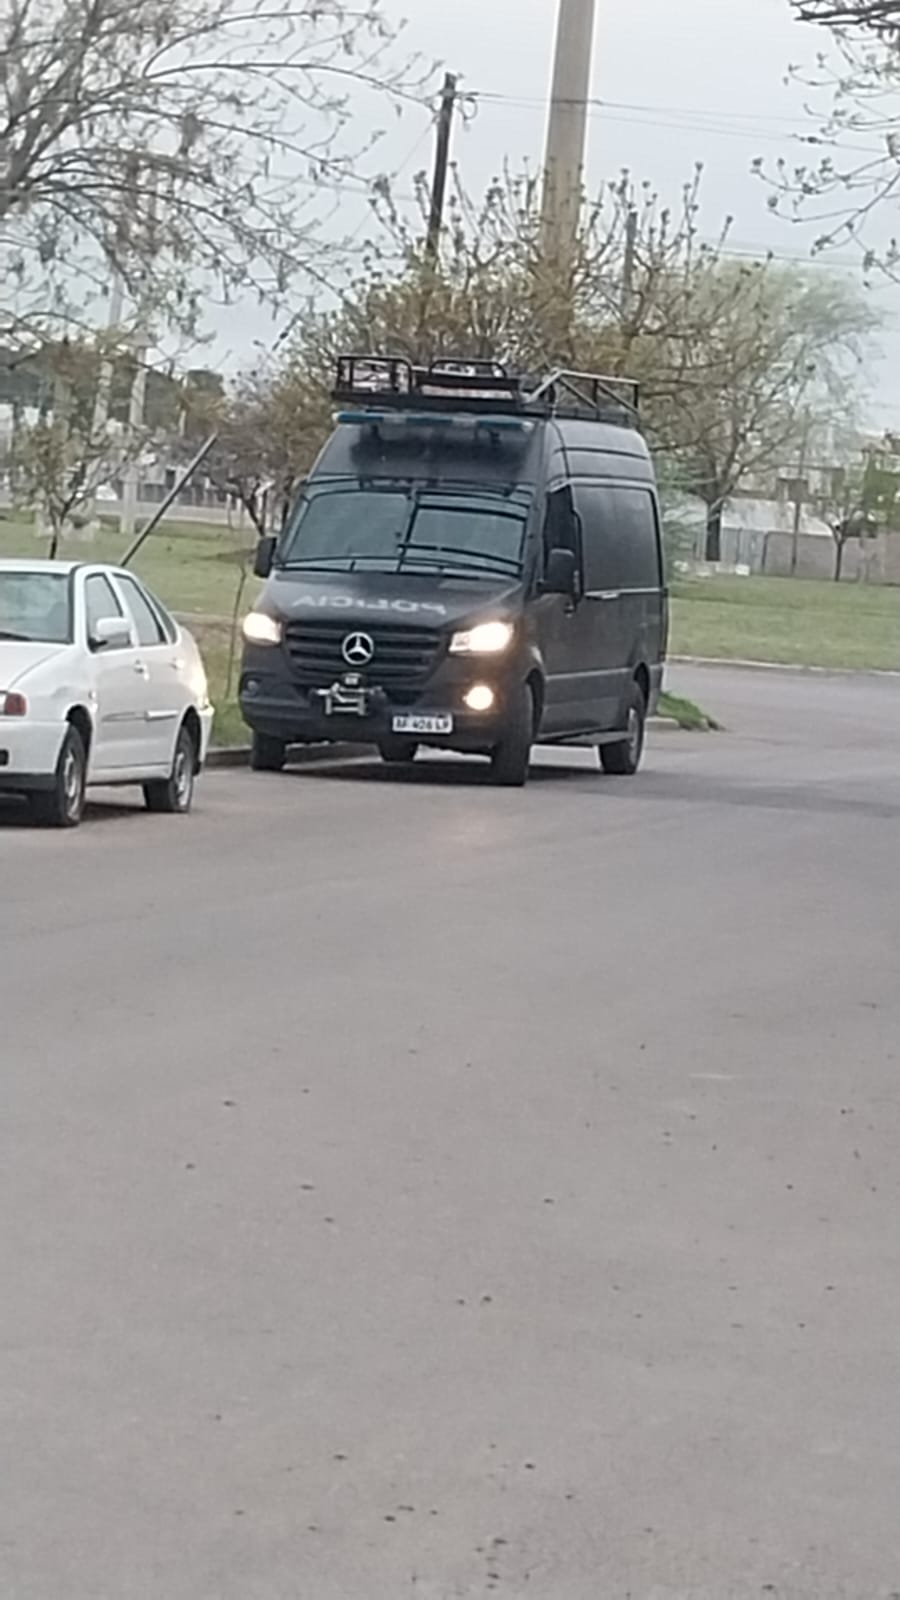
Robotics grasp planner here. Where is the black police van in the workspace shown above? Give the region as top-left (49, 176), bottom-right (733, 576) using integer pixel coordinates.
top-left (240, 356), bottom-right (667, 787)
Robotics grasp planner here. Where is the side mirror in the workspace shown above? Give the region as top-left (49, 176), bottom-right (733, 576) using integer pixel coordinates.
top-left (91, 615), bottom-right (132, 651)
top-left (254, 536), bottom-right (277, 580)
top-left (543, 548), bottom-right (578, 597)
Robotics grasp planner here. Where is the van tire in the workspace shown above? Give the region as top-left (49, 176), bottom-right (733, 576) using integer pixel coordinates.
top-left (250, 732), bottom-right (287, 772)
top-left (491, 683), bottom-right (534, 788)
top-left (378, 737), bottom-right (419, 765)
top-left (31, 725), bottom-right (87, 828)
top-left (600, 681), bottom-right (646, 776)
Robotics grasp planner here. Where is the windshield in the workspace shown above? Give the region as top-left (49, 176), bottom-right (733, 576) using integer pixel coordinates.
top-left (0, 571), bottom-right (72, 644)
top-left (280, 488), bottom-right (528, 577)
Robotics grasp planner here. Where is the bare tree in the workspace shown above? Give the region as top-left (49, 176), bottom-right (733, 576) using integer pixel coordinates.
top-left (793, 1), bottom-right (900, 28)
top-left (183, 360), bottom-right (325, 534)
top-left (774, 3), bottom-right (900, 271)
top-left (248, 166), bottom-right (735, 446)
top-left (10, 334), bottom-right (149, 555)
top-left (1, 0), bottom-right (429, 345)
top-left (203, 166), bottom-right (877, 569)
top-left (649, 265), bottom-right (878, 559)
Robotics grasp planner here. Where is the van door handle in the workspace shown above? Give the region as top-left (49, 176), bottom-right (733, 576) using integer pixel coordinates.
top-left (597, 590), bottom-right (621, 602)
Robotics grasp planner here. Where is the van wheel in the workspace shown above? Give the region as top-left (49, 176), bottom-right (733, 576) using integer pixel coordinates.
top-left (31, 725), bottom-right (87, 828)
top-left (144, 723), bottom-right (196, 814)
top-left (378, 737), bottom-right (419, 764)
top-left (250, 732), bottom-right (287, 772)
top-left (600, 681), bottom-right (647, 776)
top-left (491, 683), bottom-right (534, 788)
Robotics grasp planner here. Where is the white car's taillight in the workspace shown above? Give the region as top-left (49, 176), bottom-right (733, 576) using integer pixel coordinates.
top-left (0, 692), bottom-right (27, 717)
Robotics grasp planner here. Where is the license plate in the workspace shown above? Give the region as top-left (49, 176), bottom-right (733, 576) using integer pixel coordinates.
top-left (392, 714), bottom-right (454, 735)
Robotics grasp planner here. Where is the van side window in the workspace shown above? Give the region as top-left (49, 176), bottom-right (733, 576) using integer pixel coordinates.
top-left (577, 484), bottom-right (661, 591)
top-left (612, 488), bottom-right (663, 588)
top-left (543, 486), bottom-right (579, 564)
top-left (575, 485), bottom-right (615, 591)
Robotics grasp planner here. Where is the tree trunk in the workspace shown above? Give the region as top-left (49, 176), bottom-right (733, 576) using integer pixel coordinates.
top-left (705, 502), bottom-right (723, 563)
top-left (834, 538), bottom-right (845, 583)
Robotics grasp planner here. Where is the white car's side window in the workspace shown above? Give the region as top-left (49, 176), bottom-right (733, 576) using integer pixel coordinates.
top-left (85, 573), bottom-right (129, 648)
top-left (116, 574), bottom-right (167, 649)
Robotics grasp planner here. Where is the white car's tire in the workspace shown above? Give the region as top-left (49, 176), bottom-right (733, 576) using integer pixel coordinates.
top-left (143, 722), bottom-right (196, 815)
top-left (31, 725), bottom-right (87, 829)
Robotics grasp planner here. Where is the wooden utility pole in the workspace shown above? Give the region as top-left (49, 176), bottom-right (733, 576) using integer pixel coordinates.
top-left (426, 73), bottom-right (458, 261)
top-left (620, 207), bottom-right (638, 324)
top-left (541, 0), bottom-right (598, 250)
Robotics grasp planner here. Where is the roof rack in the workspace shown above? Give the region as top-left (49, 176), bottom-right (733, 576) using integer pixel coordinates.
top-left (332, 355), bottom-right (640, 427)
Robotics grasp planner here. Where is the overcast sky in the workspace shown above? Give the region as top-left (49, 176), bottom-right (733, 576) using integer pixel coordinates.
top-left (229, 0), bottom-right (900, 417)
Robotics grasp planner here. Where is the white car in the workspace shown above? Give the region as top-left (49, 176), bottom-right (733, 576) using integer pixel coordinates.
top-left (0, 560), bottom-right (214, 827)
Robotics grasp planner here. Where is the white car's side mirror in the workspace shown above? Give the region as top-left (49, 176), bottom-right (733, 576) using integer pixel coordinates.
top-left (91, 616), bottom-right (132, 651)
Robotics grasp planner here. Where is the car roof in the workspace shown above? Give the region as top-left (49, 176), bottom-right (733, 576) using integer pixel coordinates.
top-left (0, 558), bottom-right (135, 577)
top-left (0, 558), bottom-right (82, 575)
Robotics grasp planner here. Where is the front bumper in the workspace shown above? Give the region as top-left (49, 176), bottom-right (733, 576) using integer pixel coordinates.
top-left (239, 652), bottom-right (513, 751)
top-left (0, 719), bottom-right (65, 791)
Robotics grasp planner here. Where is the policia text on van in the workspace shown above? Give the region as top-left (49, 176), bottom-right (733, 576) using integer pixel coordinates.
top-left (240, 357), bottom-right (668, 787)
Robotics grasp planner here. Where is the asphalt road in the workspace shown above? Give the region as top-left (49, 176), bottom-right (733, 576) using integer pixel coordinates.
top-left (3, 665), bottom-right (899, 1600)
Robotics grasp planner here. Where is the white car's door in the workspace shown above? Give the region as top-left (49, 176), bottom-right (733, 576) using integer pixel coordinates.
top-left (82, 571), bottom-right (150, 775)
top-left (112, 572), bottom-right (187, 769)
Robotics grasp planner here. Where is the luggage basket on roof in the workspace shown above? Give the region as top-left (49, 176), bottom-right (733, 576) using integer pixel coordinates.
top-left (332, 355), bottom-right (640, 427)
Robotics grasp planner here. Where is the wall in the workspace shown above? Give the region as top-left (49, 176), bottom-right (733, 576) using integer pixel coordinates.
top-left (762, 531), bottom-right (900, 584)
top-left (762, 533), bottom-right (836, 580)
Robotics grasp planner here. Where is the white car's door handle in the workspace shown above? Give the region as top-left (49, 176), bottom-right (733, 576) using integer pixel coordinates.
top-left (133, 660), bottom-right (149, 678)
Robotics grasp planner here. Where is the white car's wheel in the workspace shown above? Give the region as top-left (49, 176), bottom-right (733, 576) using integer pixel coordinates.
top-left (31, 726), bottom-right (87, 829)
top-left (143, 723), bottom-right (197, 815)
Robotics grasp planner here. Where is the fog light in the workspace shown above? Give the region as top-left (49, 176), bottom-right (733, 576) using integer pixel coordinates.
top-left (464, 684), bottom-right (495, 713)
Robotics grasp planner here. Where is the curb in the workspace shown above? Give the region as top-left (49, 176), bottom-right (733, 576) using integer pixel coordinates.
top-left (206, 743), bottom-right (369, 771)
top-left (671, 655), bottom-right (900, 681)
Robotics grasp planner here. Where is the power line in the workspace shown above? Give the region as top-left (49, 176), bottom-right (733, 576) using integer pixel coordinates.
top-left (472, 89), bottom-right (886, 156)
top-left (476, 89), bottom-right (829, 128)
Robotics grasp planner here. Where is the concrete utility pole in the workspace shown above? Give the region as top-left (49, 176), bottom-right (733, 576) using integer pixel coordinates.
top-left (85, 270), bottom-right (125, 538)
top-left (541, 0), bottom-right (598, 248)
top-left (791, 412), bottom-right (812, 577)
top-left (119, 344), bottom-right (147, 540)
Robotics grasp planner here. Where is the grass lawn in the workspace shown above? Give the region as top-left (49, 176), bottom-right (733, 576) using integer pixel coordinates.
top-left (0, 515), bottom-right (256, 619)
top-left (671, 574), bottom-right (900, 673)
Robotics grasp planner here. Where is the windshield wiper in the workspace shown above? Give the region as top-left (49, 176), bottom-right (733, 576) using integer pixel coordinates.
top-left (393, 558), bottom-right (499, 582)
top-left (282, 555), bottom-right (402, 573)
top-left (400, 544), bottom-right (521, 576)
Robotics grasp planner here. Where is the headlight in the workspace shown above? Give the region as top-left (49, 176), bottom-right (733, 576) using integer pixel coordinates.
top-left (450, 620), bottom-right (515, 656)
top-left (242, 611), bottom-right (283, 647)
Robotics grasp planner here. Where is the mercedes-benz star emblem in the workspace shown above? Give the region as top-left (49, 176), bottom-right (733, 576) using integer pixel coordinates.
top-left (341, 631), bottom-right (375, 666)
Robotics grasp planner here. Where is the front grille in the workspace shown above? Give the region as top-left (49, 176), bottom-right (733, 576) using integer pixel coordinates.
top-left (283, 620), bottom-right (443, 689)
